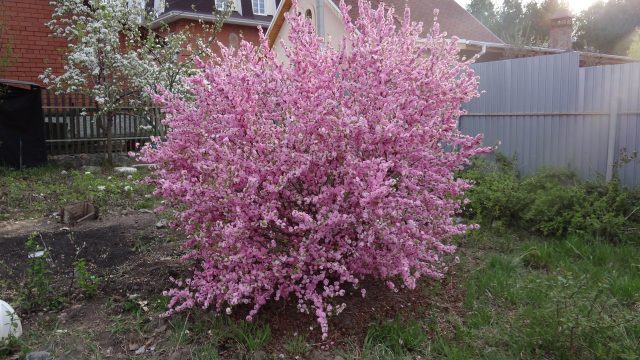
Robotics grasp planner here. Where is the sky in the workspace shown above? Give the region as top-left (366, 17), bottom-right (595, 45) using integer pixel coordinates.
top-left (455, 0), bottom-right (602, 14)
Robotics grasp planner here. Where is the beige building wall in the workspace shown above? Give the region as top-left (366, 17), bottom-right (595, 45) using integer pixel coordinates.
top-left (271, 0), bottom-right (347, 63)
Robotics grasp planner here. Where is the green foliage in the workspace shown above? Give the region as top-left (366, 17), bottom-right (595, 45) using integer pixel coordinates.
top-left (230, 321), bottom-right (271, 353)
top-left (463, 154), bottom-right (523, 229)
top-left (364, 318), bottom-right (426, 356)
top-left (575, 0), bottom-right (640, 56)
top-left (73, 258), bottom-right (100, 297)
top-left (19, 233), bottom-right (62, 311)
top-left (0, 335), bottom-right (23, 358)
top-left (519, 169), bottom-right (584, 237)
top-left (284, 334), bottom-right (310, 357)
top-left (462, 156), bottom-right (640, 243)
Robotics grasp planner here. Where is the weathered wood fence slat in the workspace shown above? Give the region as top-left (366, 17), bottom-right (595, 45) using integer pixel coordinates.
top-left (43, 92), bottom-right (164, 157)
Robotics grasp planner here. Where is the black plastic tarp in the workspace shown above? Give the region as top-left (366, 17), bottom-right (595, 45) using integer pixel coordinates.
top-left (0, 80), bottom-right (47, 168)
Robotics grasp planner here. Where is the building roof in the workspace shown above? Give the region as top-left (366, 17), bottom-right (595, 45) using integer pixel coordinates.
top-left (267, 0), bottom-right (503, 47)
top-left (458, 39), bottom-right (638, 66)
top-left (335, 0), bottom-right (503, 43)
top-left (151, 0), bottom-right (276, 28)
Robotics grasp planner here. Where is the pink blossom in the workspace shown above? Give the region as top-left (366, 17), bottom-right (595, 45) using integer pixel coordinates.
top-left (141, 0), bottom-right (489, 339)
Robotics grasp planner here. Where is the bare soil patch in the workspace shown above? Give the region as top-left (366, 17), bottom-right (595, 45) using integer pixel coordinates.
top-left (0, 212), bottom-right (461, 359)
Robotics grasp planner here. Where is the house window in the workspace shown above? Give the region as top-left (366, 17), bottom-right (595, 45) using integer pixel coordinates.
top-left (252, 0), bottom-right (266, 15)
top-left (215, 0), bottom-right (229, 10)
top-left (305, 9), bottom-right (312, 20)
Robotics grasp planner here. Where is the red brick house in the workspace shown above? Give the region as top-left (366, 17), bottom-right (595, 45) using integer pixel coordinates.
top-left (0, 0), bottom-right (66, 84)
top-left (0, 0), bottom-right (278, 85)
top-left (151, 0), bottom-right (279, 48)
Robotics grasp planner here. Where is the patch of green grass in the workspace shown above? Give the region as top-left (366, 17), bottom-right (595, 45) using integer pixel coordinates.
top-left (364, 318), bottom-right (426, 356)
top-left (0, 165), bottom-right (156, 221)
top-left (193, 344), bottom-right (221, 360)
top-left (230, 320), bottom-right (271, 353)
top-left (428, 231), bottom-right (640, 359)
top-left (284, 333), bottom-right (310, 357)
top-left (166, 311), bottom-right (230, 353)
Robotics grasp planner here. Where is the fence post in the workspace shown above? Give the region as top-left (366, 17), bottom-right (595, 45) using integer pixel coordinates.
top-left (605, 96), bottom-right (620, 182)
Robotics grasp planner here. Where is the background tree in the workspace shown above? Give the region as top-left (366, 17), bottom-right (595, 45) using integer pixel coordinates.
top-left (466, 0), bottom-right (498, 32)
top-left (41, 0), bottom-right (231, 164)
top-left (575, 0), bottom-right (640, 55)
top-left (467, 0), bottom-right (565, 47)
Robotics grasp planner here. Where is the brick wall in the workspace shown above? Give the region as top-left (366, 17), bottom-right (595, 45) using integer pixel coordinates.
top-left (0, 0), bottom-right (66, 84)
top-left (168, 19), bottom-right (263, 56)
top-left (0, 0), bottom-right (264, 85)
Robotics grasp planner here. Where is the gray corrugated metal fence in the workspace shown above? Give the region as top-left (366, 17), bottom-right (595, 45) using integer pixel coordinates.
top-left (460, 52), bottom-right (640, 186)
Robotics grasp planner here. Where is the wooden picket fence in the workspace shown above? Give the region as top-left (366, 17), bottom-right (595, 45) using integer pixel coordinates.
top-left (43, 91), bottom-right (164, 156)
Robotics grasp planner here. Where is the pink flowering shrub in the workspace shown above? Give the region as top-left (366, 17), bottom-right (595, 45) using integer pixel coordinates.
top-left (141, 0), bottom-right (489, 338)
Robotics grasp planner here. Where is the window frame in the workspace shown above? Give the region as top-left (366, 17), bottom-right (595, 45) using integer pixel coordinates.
top-left (215, 0), bottom-right (229, 11)
top-left (251, 0), bottom-right (266, 15)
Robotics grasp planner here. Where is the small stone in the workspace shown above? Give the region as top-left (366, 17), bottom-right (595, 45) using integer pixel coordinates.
top-left (155, 219), bottom-right (168, 229)
top-left (251, 351), bottom-right (268, 360)
top-left (128, 343), bottom-right (140, 351)
top-left (134, 345), bottom-right (146, 355)
top-left (154, 324), bottom-right (167, 334)
top-left (114, 166), bottom-right (137, 174)
top-left (25, 351), bottom-right (54, 360)
top-left (81, 165), bottom-right (101, 173)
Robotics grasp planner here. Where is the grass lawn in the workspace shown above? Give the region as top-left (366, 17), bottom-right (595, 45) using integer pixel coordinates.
top-left (1, 166), bottom-right (639, 359)
top-left (0, 165), bottom-right (156, 221)
top-left (421, 231), bottom-right (640, 360)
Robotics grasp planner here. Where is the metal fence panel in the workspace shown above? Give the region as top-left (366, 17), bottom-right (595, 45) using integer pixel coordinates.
top-left (460, 52), bottom-right (640, 187)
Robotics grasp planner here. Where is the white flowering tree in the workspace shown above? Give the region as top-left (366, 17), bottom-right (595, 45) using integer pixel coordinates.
top-left (42, 0), bottom-right (231, 164)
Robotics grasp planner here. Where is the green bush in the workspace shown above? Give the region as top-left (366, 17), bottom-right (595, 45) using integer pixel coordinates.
top-left (462, 156), bottom-right (640, 243)
top-left (519, 170), bottom-right (585, 237)
top-left (463, 154), bottom-right (524, 228)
